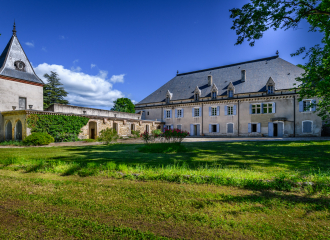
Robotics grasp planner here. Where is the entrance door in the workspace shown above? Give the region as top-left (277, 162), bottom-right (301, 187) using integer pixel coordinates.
top-left (91, 129), bottom-right (95, 139)
top-left (194, 125), bottom-right (197, 136)
top-left (15, 120), bottom-right (22, 141)
top-left (277, 122), bottom-right (284, 137)
top-left (273, 123), bottom-right (278, 137)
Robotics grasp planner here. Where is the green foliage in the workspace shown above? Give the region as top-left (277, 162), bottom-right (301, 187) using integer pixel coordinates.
top-left (97, 128), bottom-right (119, 145)
top-left (139, 143), bottom-right (187, 153)
top-left (83, 139), bottom-right (96, 143)
top-left (27, 114), bottom-right (89, 142)
top-left (0, 140), bottom-right (25, 146)
top-left (140, 131), bottom-right (153, 144)
top-left (230, 0), bottom-right (330, 123)
top-left (131, 130), bottom-right (140, 138)
top-left (162, 128), bottom-right (189, 143)
top-left (151, 129), bottom-right (162, 136)
top-left (43, 71), bottom-right (69, 109)
top-left (23, 132), bottom-right (54, 146)
top-left (110, 98), bottom-right (135, 113)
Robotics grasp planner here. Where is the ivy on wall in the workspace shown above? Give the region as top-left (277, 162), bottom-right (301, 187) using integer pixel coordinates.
top-left (27, 114), bottom-right (89, 141)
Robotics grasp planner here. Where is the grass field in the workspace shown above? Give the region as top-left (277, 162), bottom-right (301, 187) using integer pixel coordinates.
top-left (0, 141), bottom-right (330, 239)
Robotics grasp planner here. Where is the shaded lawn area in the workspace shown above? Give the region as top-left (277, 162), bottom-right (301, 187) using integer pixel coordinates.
top-left (1, 141), bottom-right (329, 174)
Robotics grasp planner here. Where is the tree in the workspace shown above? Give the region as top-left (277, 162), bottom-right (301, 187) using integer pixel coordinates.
top-left (111, 98), bottom-right (135, 113)
top-left (230, 0), bottom-right (330, 123)
top-left (43, 71), bottom-right (69, 109)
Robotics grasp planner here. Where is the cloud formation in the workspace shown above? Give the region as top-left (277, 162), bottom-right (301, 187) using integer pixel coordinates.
top-left (91, 64), bottom-right (96, 69)
top-left (34, 63), bottom-right (125, 108)
top-left (25, 41), bottom-right (34, 47)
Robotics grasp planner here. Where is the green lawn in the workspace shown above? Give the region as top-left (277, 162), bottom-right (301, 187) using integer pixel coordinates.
top-left (0, 141), bottom-right (330, 239)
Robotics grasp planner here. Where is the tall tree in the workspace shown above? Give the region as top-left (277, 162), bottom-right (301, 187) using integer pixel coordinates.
top-left (230, 0), bottom-right (330, 123)
top-left (43, 71), bottom-right (69, 109)
top-left (111, 98), bottom-right (135, 113)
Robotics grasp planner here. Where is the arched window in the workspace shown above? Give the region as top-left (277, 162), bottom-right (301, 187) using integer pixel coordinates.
top-left (15, 120), bottom-right (22, 141)
top-left (227, 82), bottom-right (235, 98)
top-left (210, 83), bottom-right (218, 100)
top-left (5, 121), bottom-right (12, 141)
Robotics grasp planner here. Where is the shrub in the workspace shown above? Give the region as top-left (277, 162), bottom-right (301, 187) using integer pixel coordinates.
top-left (98, 128), bottom-right (119, 145)
top-left (163, 128), bottom-right (189, 143)
top-left (131, 130), bottom-right (140, 138)
top-left (83, 139), bottom-right (96, 143)
top-left (141, 131), bottom-right (153, 144)
top-left (0, 140), bottom-right (25, 146)
top-left (54, 133), bottom-right (79, 142)
top-left (23, 132), bottom-right (54, 146)
top-left (139, 143), bottom-right (187, 153)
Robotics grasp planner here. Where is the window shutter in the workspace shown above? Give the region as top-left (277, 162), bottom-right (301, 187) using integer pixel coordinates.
top-left (224, 106), bottom-right (228, 116)
top-left (227, 123), bottom-right (233, 133)
top-left (209, 124), bottom-right (212, 133)
top-left (209, 107), bottom-right (211, 116)
top-left (192, 108), bottom-right (194, 117)
top-left (182, 109), bottom-right (184, 117)
top-left (272, 102), bottom-right (276, 113)
top-left (217, 106), bottom-right (220, 116)
top-left (199, 107), bottom-right (202, 117)
top-left (175, 109), bottom-right (177, 118)
top-left (197, 124), bottom-right (200, 136)
top-left (170, 110), bottom-right (172, 118)
top-left (268, 122), bottom-right (273, 137)
top-left (248, 123), bottom-right (251, 133)
top-left (233, 105), bottom-right (237, 115)
top-left (171, 125), bottom-right (174, 130)
top-left (257, 123), bottom-right (261, 133)
top-left (216, 124), bottom-right (219, 133)
top-left (163, 110), bottom-right (166, 119)
top-left (312, 100), bottom-right (316, 111)
top-left (299, 101), bottom-right (304, 112)
top-left (249, 104), bottom-right (252, 114)
top-left (190, 124), bottom-right (194, 136)
top-left (260, 103), bottom-right (263, 114)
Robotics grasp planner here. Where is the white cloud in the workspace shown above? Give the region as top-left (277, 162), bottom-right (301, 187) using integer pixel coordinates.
top-left (71, 66), bottom-right (82, 72)
top-left (91, 64), bottom-right (96, 69)
top-left (41, 47), bottom-right (47, 52)
top-left (73, 59), bottom-right (79, 64)
top-left (110, 74), bottom-right (125, 83)
top-left (25, 41), bottom-right (34, 47)
top-left (34, 63), bottom-right (125, 108)
top-left (59, 35), bottom-right (65, 40)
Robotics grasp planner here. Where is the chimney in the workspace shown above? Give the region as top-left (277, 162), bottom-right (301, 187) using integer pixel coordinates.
top-left (208, 75), bottom-right (212, 86)
top-left (241, 70), bottom-right (246, 82)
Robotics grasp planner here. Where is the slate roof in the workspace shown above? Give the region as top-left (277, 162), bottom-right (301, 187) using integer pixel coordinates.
top-left (0, 33), bottom-right (43, 84)
top-left (138, 56), bottom-right (304, 104)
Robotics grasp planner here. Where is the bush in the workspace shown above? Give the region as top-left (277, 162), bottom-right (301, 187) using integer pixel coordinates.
top-left (54, 133), bottom-right (79, 142)
top-left (162, 128), bottom-right (189, 143)
top-left (139, 143), bottom-right (187, 153)
top-left (0, 140), bottom-right (25, 146)
top-left (141, 131), bottom-right (153, 144)
top-left (131, 130), bottom-right (140, 138)
top-left (83, 139), bottom-right (96, 143)
top-left (98, 128), bottom-right (119, 145)
top-left (23, 132), bottom-right (54, 146)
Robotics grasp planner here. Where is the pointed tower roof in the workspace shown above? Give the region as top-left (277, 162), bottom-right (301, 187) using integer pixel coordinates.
top-left (0, 23), bottom-right (43, 84)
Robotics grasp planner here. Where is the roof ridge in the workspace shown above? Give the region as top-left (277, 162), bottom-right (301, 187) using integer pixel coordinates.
top-left (0, 36), bottom-right (14, 73)
top-left (177, 55), bottom-right (279, 76)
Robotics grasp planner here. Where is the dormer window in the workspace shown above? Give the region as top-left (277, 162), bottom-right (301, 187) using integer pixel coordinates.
top-left (266, 77), bottom-right (275, 95)
top-left (210, 83), bottom-right (218, 100)
top-left (194, 86), bottom-right (201, 102)
top-left (241, 70), bottom-right (246, 82)
top-left (14, 61), bottom-right (25, 72)
top-left (227, 82), bottom-right (235, 98)
top-left (165, 90), bottom-right (173, 104)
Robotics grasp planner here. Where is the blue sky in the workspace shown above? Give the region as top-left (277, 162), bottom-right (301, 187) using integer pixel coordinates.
top-left (0, 0), bottom-right (323, 109)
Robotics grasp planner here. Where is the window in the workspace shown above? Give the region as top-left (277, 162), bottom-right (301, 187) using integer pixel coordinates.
top-left (251, 104), bottom-right (261, 114)
top-left (146, 125), bottom-right (149, 133)
top-left (267, 85), bottom-right (274, 94)
top-left (166, 110), bottom-right (171, 118)
top-left (164, 125), bottom-right (171, 130)
top-left (263, 103), bottom-right (274, 114)
top-left (194, 93), bottom-right (199, 101)
top-left (227, 123), bottom-right (234, 133)
top-left (228, 90), bottom-right (233, 98)
top-left (177, 109), bottom-right (182, 118)
top-left (251, 123), bottom-right (257, 133)
top-left (208, 75), bottom-right (212, 86)
top-left (212, 125), bottom-right (217, 133)
top-left (211, 107), bottom-right (217, 116)
top-left (303, 121), bottom-right (312, 133)
top-left (303, 100), bottom-right (312, 112)
top-left (166, 96), bottom-right (170, 104)
top-left (194, 108), bottom-right (200, 117)
top-left (211, 91), bottom-right (217, 99)
top-left (19, 97), bottom-right (26, 110)
top-left (131, 124), bottom-right (135, 134)
top-left (227, 106), bottom-right (233, 115)
top-left (177, 125), bottom-right (182, 130)
top-left (147, 111), bottom-right (149, 115)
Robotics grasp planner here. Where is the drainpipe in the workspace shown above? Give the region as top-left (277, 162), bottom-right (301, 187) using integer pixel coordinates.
top-left (237, 100), bottom-right (240, 137)
top-left (202, 103), bottom-right (204, 135)
top-left (293, 95), bottom-right (296, 137)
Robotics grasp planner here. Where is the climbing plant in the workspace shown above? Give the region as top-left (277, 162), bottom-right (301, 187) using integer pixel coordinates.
top-left (27, 114), bottom-right (89, 142)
